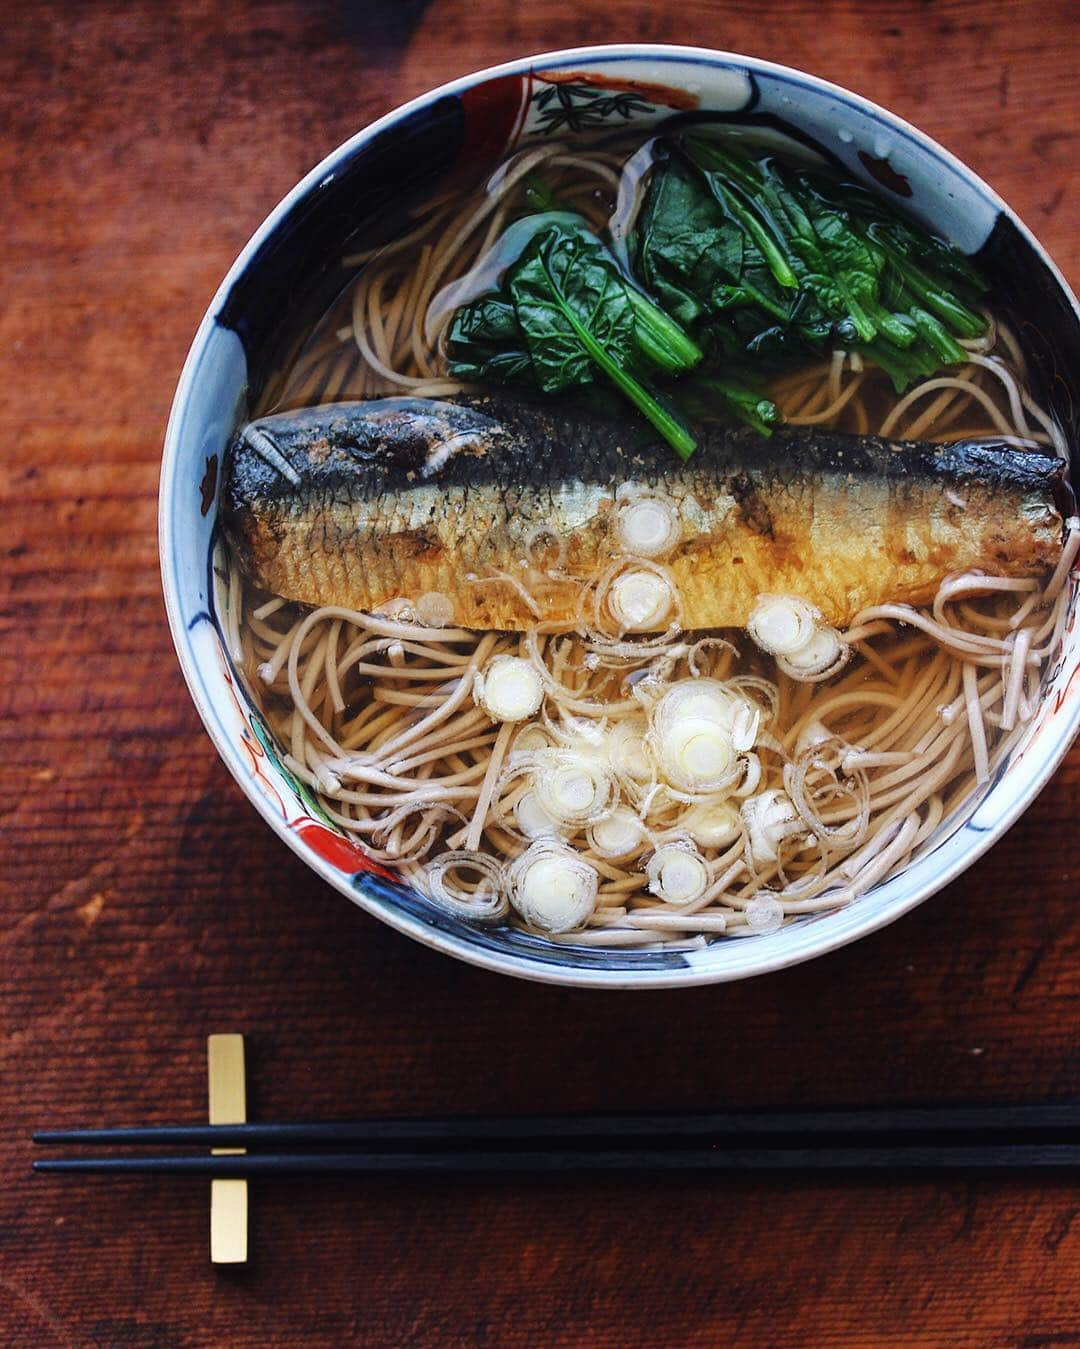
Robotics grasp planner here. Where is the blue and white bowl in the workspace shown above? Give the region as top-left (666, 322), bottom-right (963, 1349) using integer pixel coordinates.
top-left (159, 45), bottom-right (1080, 987)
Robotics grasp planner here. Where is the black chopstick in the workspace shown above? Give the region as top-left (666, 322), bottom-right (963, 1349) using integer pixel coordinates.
top-left (31, 1102), bottom-right (1079, 1150)
top-left (32, 1144), bottom-right (1080, 1176)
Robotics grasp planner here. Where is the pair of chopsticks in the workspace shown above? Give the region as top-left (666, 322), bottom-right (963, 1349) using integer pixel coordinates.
top-left (33, 1103), bottom-right (1079, 1175)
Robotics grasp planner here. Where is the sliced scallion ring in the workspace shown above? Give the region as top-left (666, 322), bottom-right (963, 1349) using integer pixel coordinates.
top-left (508, 840), bottom-right (599, 933)
top-left (474, 655), bottom-right (544, 722)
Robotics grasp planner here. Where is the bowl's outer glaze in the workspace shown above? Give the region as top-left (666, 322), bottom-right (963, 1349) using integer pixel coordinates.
top-left (160, 46), bottom-right (1080, 988)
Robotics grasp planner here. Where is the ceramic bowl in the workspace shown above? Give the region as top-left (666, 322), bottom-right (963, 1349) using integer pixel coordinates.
top-left (159, 45), bottom-right (1080, 987)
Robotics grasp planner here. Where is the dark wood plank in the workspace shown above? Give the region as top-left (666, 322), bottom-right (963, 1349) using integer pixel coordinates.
top-left (1, 2), bottom-right (1077, 1345)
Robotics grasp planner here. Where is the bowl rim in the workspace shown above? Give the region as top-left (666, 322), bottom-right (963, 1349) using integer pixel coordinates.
top-left (160, 42), bottom-right (1080, 988)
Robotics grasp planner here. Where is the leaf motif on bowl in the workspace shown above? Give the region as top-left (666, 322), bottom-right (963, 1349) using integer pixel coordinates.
top-left (531, 79), bottom-right (656, 135)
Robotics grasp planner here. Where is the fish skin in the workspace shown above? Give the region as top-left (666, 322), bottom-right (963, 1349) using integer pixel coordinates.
top-left (222, 395), bottom-right (1067, 630)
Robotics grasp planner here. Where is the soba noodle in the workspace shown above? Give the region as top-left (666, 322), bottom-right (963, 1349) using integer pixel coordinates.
top-left (224, 140), bottom-right (1076, 948)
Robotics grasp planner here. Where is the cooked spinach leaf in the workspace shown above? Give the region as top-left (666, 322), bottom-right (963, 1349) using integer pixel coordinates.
top-left (449, 216), bottom-right (702, 457)
top-left (446, 135), bottom-right (982, 452)
top-left (636, 154), bottom-right (748, 326)
top-left (445, 295), bottom-right (534, 385)
top-left (511, 228), bottom-right (697, 457)
top-left (637, 136), bottom-right (989, 390)
top-left (689, 375), bottom-right (783, 438)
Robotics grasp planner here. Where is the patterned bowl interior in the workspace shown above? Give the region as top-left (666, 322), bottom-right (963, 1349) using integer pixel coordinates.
top-left (160, 47), bottom-right (1080, 987)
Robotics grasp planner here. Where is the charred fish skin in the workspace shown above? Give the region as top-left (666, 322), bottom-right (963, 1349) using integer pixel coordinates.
top-left (225, 394), bottom-right (1065, 499)
top-left (222, 395), bottom-right (1067, 631)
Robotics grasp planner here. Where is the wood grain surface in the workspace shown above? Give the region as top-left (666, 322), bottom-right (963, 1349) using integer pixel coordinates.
top-left (2, 2), bottom-right (1078, 1345)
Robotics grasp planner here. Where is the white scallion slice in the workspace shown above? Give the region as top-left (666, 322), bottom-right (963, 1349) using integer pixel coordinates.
top-left (744, 894), bottom-right (785, 933)
top-left (654, 679), bottom-right (731, 724)
top-left (474, 655), bottom-right (544, 723)
top-left (682, 799), bottom-right (742, 849)
top-left (514, 791), bottom-right (560, 839)
top-left (511, 722), bottom-right (551, 754)
top-left (733, 752), bottom-right (763, 799)
top-left (532, 749), bottom-right (617, 827)
top-left (607, 718), bottom-right (653, 783)
top-left (741, 790), bottom-right (802, 865)
top-left (747, 594), bottom-right (821, 656)
top-left (664, 717), bottom-right (734, 789)
top-left (588, 807), bottom-right (643, 859)
top-left (794, 719), bottom-right (834, 756)
top-left (607, 569), bottom-right (675, 632)
top-left (777, 627), bottom-right (849, 681)
top-left (616, 497), bottom-right (680, 557)
top-left (727, 701), bottom-right (761, 753)
top-left (646, 842), bottom-right (709, 904)
top-left (508, 840), bottom-right (599, 933)
top-left (652, 680), bottom-right (760, 744)
top-left (648, 679), bottom-right (759, 794)
top-left (427, 850), bottom-right (508, 922)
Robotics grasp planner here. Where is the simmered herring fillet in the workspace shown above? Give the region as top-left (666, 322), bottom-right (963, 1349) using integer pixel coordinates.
top-left (222, 395), bottom-right (1066, 631)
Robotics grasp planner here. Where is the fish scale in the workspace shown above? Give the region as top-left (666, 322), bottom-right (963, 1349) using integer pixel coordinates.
top-left (222, 394), bottom-right (1067, 631)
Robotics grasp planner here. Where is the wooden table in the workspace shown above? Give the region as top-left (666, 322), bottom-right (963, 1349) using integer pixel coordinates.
top-left (2, 2), bottom-right (1077, 1344)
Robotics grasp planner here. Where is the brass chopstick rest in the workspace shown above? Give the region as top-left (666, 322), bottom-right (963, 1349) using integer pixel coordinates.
top-left (207, 1033), bottom-right (248, 1265)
